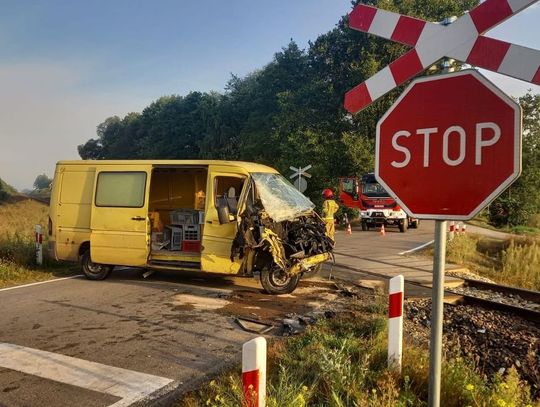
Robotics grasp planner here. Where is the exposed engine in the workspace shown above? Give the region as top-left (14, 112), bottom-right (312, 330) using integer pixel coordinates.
top-left (231, 180), bottom-right (333, 275)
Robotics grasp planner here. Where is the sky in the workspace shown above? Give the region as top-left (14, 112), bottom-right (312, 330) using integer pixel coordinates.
top-left (0, 1), bottom-right (539, 191)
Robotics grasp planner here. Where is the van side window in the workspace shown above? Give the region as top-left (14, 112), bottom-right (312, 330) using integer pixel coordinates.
top-left (214, 176), bottom-right (245, 215)
top-left (96, 172), bottom-right (147, 207)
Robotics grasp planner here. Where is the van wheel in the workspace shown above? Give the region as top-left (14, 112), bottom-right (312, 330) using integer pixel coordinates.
top-left (361, 221), bottom-right (367, 231)
top-left (260, 266), bottom-right (300, 295)
top-left (81, 250), bottom-right (113, 280)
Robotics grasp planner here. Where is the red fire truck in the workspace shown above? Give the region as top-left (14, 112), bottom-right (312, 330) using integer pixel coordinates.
top-left (338, 173), bottom-right (419, 232)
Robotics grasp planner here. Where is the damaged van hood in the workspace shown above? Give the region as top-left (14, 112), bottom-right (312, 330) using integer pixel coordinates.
top-left (251, 173), bottom-right (315, 222)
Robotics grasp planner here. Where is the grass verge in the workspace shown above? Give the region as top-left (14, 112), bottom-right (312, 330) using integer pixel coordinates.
top-left (0, 233), bottom-right (75, 288)
top-left (178, 299), bottom-right (536, 406)
top-left (443, 234), bottom-right (540, 291)
top-left (0, 199), bottom-right (75, 288)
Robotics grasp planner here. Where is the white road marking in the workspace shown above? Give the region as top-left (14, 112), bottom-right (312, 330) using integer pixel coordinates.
top-left (0, 275), bottom-right (84, 292)
top-left (0, 343), bottom-right (173, 407)
top-left (398, 240), bottom-right (435, 255)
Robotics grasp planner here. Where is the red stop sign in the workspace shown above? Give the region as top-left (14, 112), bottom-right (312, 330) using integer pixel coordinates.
top-left (376, 70), bottom-right (521, 220)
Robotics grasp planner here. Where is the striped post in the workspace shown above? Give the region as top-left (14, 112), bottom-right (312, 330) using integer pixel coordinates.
top-left (35, 225), bottom-right (43, 266)
top-left (448, 221), bottom-right (455, 240)
top-left (388, 275), bottom-right (404, 373)
top-left (344, 0), bottom-right (540, 114)
top-left (242, 337), bottom-right (266, 407)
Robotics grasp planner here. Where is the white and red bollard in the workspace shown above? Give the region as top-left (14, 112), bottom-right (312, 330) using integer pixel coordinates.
top-left (35, 224), bottom-right (43, 266)
top-left (388, 275), bottom-right (404, 372)
top-left (242, 337), bottom-right (266, 407)
top-left (448, 221), bottom-right (455, 240)
top-left (461, 223), bottom-right (467, 234)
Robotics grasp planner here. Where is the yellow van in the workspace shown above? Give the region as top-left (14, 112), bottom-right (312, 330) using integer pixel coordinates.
top-left (48, 160), bottom-right (332, 294)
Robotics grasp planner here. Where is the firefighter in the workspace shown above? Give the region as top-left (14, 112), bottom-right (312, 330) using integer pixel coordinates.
top-left (322, 188), bottom-right (339, 241)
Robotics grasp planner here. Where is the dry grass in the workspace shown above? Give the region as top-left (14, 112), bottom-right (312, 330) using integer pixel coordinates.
top-left (444, 234), bottom-right (540, 291)
top-left (0, 199), bottom-right (49, 239)
top-left (499, 239), bottom-right (540, 290)
top-left (0, 199), bottom-right (74, 287)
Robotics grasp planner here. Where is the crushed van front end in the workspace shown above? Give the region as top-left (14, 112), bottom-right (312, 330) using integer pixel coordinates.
top-left (231, 174), bottom-right (334, 294)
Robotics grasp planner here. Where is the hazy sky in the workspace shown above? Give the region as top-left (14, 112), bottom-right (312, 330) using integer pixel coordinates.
top-left (1, 1), bottom-right (539, 191)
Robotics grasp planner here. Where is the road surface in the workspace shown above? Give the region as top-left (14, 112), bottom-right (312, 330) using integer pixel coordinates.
top-left (0, 221), bottom-right (491, 406)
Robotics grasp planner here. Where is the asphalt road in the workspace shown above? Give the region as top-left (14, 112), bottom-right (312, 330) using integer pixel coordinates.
top-left (0, 220), bottom-right (451, 407)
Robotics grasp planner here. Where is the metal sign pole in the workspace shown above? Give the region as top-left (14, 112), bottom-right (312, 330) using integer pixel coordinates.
top-left (427, 219), bottom-right (447, 407)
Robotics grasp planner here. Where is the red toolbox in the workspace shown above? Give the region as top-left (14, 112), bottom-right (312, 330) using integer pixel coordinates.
top-left (182, 240), bottom-right (201, 252)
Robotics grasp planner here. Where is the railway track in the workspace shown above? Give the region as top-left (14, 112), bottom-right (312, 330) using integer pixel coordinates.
top-left (446, 278), bottom-right (540, 324)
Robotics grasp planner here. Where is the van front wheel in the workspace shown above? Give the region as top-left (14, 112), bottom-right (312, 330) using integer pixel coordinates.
top-left (260, 266), bottom-right (300, 295)
top-left (81, 250), bottom-right (113, 280)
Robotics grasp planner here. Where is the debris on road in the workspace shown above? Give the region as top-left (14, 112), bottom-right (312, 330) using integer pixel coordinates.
top-left (235, 317), bottom-right (274, 334)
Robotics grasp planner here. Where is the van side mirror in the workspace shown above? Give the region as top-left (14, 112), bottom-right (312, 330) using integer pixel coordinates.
top-left (217, 205), bottom-right (231, 225)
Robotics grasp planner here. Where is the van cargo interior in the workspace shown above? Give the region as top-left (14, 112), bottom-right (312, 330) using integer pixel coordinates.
top-left (148, 166), bottom-right (207, 261)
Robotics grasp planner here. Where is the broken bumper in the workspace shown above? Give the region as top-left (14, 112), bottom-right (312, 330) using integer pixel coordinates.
top-left (288, 252), bottom-right (331, 276)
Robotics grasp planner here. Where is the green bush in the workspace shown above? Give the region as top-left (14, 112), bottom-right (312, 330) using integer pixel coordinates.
top-left (0, 233), bottom-right (35, 266)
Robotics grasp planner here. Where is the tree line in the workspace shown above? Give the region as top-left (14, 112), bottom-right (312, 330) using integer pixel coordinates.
top-left (77, 0), bottom-right (540, 226)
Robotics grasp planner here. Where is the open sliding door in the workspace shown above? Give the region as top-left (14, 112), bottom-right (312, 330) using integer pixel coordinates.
top-left (90, 165), bottom-right (152, 266)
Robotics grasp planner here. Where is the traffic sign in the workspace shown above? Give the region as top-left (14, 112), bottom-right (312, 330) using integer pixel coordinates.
top-left (289, 165), bottom-right (312, 193)
top-left (344, 0), bottom-right (540, 113)
top-left (293, 177), bottom-right (308, 193)
top-left (375, 70), bottom-right (521, 220)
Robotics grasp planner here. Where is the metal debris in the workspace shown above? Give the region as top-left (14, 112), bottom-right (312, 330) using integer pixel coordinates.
top-left (235, 317), bottom-right (274, 334)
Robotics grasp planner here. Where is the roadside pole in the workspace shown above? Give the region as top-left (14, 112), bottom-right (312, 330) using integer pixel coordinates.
top-left (242, 337), bottom-right (266, 407)
top-left (35, 224), bottom-right (43, 266)
top-left (428, 220), bottom-right (447, 407)
top-left (388, 275), bottom-right (404, 372)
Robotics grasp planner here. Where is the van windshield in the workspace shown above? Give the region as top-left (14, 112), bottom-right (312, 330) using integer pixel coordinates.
top-left (251, 173), bottom-right (315, 222)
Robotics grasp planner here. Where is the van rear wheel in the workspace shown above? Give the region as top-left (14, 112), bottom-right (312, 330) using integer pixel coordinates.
top-left (81, 250), bottom-right (113, 280)
top-left (260, 266), bottom-right (300, 295)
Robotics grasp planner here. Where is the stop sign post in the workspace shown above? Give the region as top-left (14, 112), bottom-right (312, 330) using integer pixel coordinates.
top-left (376, 69), bottom-right (522, 219)
top-left (375, 69), bottom-right (521, 407)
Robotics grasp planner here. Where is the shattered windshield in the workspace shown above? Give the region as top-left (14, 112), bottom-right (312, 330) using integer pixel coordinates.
top-left (251, 172), bottom-right (315, 222)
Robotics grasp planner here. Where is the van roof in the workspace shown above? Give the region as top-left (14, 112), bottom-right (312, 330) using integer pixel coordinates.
top-left (56, 160), bottom-right (279, 173)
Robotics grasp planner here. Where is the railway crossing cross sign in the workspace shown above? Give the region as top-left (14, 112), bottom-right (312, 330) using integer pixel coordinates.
top-left (375, 69), bottom-right (522, 220)
top-left (289, 165), bottom-right (312, 193)
top-left (344, 0), bottom-right (540, 114)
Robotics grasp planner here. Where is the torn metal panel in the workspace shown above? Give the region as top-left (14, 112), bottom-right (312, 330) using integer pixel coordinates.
top-left (235, 317), bottom-right (274, 334)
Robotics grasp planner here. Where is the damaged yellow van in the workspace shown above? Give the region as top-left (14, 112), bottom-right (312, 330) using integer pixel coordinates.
top-left (48, 160), bottom-right (333, 294)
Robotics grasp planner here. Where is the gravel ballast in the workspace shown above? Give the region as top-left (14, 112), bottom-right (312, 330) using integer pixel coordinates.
top-left (406, 299), bottom-right (540, 397)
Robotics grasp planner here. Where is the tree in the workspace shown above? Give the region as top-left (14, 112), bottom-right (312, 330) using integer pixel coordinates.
top-left (77, 0), bottom-right (482, 206)
top-left (33, 174), bottom-right (52, 190)
top-left (490, 92), bottom-right (540, 227)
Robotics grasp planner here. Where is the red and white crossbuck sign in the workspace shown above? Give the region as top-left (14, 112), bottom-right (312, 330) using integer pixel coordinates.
top-left (344, 0), bottom-right (540, 113)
